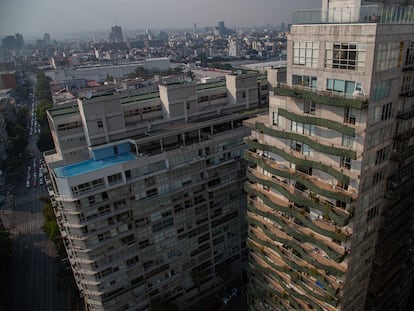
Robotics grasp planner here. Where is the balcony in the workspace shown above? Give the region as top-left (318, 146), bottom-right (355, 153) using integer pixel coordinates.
top-left (390, 145), bottom-right (414, 162)
top-left (274, 84), bottom-right (368, 109)
top-left (247, 212), bottom-right (346, 277)
top-left (248, 234), bottom-right (341, 305)
top-left (248, 200), bottom-right (347, 263)
top-left (247, 188), bottom-right (350, 242)
top-left (278, 108), bottom-right (356, 136)
top-left (250, 253), bottom-right (334, 310)
top-left (245, 138), bottom-right (352, 184)
top-left (396, 108), bottom-right (414, 120)
top-left (245, 150), bottom-right (357, 203)
top-left (248, 234), bottom-right (341, 297)
top-left (246, 169), bottom-right (351, 226)
top-left (256, 122), bottom-right (357, 159)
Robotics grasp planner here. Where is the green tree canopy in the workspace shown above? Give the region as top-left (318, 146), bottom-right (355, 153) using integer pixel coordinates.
top-left (36, 100), bottom-right (53, 126)
top-left (37, 129), bottom-right (54, 152)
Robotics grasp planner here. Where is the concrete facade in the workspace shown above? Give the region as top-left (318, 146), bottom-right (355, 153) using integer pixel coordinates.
top-left (44, 73), bottom-right (269, 311)
top-left (245, 1), bottom-right (414, 310)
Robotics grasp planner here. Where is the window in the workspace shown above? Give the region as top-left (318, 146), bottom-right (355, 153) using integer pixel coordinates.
top-left (325, 42), bottom-right (366, 71)
top-left (292, 75), bottom-right (317, 89)
top-left (340, 157), bottom-right (351, 170)
top-left (375, 147), bottom-right (388, 165)
top-left (366, 205), bottom-right (379, 223)
top-left (304, 101), bottom-right (316, 115)
top-left (108, 173), bottom-right (122, 184)
top-left (372, 170), bottom-right (384, 186)
top-left (372, 80), bottom-right (392, 101)
top-left (293, 41), bottom-right (319, 68)
top-left (405, 42), bottom-right (414, 66)
top-left (97, 120), bottom-right (103, 128)
top-left (381, 102), bottom-right (393, 121)
top-left (327, 79), bottom-right (362, 96)
top-left (292, 121), bottom-right (314, 136)
top-left (376, 42), bottom-right (400, 72)
top-left (272, 111), bottom-right (278, 125)
top-left (344, 107), bottom-right (356, 124)
top-left (342, 134), bottom-right (354, 148)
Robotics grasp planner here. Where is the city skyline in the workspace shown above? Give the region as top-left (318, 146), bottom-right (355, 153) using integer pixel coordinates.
top-left (0, 0), bottom-right (321, 38)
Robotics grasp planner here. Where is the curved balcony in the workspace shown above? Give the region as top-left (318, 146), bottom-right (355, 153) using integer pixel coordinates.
top-left (249, 200), bottom-right (347, 263)
top-left (250, 247), bottom-right (339, 308)
top-left (245, 183), bottom-right (350, 242)
top-left (256, 122), bottom-right (357, 159)
top-left (278, 108), bottom-right (356, 136)
top-left (245, 138), bottom-right (353, 184)
top-left (246, 169), bottom-right (351, 226)
top-left (248, 232), bottom-right (341, 297)
top-left (245, 150), bottom-right (356, 203)
top-left (248, 212), bottom-right (346, 278)
top-left (274, 84), bottom-right (368, 109)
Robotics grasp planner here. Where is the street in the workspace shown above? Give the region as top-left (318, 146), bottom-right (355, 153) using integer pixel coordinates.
top-left (0, 84), bottom-right (68, 311)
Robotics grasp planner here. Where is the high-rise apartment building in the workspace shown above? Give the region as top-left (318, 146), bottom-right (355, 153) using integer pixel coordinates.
top-left (244, 1), bottom-right (414, 310)
top-left (44, 73), bottom-right (269, 311)
top-left (109, 25), bottom-right (123, 44)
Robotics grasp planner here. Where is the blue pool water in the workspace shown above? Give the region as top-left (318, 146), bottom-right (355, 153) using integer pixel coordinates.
top-left (54, 153), bottom-right (136, 178)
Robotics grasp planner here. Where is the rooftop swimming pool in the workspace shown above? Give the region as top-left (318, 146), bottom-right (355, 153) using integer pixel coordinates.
top-left (54, 153), bottom-right (136, 178)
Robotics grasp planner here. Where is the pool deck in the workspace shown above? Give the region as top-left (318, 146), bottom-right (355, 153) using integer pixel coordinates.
top-left (54, 153), bottom-right (136, 178)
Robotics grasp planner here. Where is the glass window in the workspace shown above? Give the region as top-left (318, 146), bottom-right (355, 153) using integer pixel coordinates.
top-left (376, 42), bottom-right (401, 72)
top-left (293, 41), bottom-right (319, 68)
top-left (292, 75), bottom-right (317, 89)
top-left (325, 42), bottom-right (366, 71)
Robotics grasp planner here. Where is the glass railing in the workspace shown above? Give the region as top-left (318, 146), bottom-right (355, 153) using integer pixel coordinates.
top-left (292, 5), bottom-right (414, 25)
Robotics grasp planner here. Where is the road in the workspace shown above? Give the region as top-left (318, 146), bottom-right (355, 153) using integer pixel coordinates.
top-left (0, 82), bottom-right (68, 311)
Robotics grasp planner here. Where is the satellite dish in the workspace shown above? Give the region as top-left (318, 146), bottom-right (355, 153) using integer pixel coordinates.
top-left (85, 92), bottom-right (92, 99)
top-left (236, 69), bottom-right (242, 75)
top-left (185, 76), bottom-right (192, 83)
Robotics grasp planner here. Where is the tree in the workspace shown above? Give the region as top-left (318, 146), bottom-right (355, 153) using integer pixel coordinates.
top-left (37, 129), bottom-right (54, 152)
top-left (36, 100), bottom-right (53, 126)
top-left (190, 267), bottom-right (206, 294)
top-left (216, 262), bottom-right (232, 292)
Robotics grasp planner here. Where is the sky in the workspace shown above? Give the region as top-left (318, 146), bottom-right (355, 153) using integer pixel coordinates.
top-left (0, 0), bottom-right (321, 39)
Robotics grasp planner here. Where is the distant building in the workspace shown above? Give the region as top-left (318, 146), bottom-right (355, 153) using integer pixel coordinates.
top-left (43, 33), bottom-right (51, 46)
top-left (228, 40), bottom-right (241, 57)
top-left (2, 36), bottom-right (17, 50)
top-left (109, 25), bottom-right (123, 44)
top-left (15, 33), bottom-right (24, 49)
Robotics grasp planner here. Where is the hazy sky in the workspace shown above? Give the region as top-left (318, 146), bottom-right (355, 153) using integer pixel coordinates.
top-left (0, 0), bottom-right (321, 39)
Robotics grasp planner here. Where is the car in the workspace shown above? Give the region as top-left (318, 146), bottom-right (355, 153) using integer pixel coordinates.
top-left (230, 288), bottom-right (238, 297)
top-left (26, 181), bottom-right (31, 188)
top-left (32, 181), bottom-right (37, 187)
top-left (39, 179), bottom-right (44, 185)
top-left (222, 295), bottom-right (232, 305)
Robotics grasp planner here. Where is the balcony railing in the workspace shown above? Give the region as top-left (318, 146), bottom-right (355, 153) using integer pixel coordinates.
top-left (396, 108), bottom-right (414, 120)
top-left (274, 84), bottom-right (368, 109)
top-left (245, 151), bottom-right (356, 203)
top-left (248, 201), bottom-right (346, 263)
top-left (256, 122), bottom-right (357, 159)
top-left (390, 145), bottom-right (414, 162)
top-left (278, 108), bottom-right (356, 136)
top-left (245, 138), bottom-right (351, 184)
top-left (292, 5), bottom-right (414, 25)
